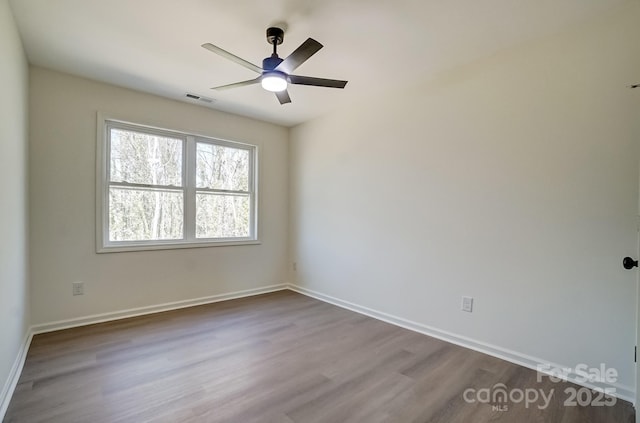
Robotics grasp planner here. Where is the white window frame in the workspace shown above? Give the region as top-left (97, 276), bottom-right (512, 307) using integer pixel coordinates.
top-left (96, 114), bottom-right (259, 253)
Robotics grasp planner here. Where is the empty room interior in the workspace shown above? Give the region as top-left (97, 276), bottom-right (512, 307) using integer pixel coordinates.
top-left (1, 0), bottom-right (640, 422)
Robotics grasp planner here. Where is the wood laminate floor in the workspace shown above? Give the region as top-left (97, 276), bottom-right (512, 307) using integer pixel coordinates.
top-left (4, 290), bottom-right (635, 423)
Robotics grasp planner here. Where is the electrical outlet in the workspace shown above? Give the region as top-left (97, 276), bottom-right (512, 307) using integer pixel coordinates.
top-left (461, 296), bottom-right (473, 313)
top-left (72, 282), bottom-right (84, 296)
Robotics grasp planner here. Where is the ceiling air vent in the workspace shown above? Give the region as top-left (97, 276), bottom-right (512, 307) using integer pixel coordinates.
top-left (185, 93), bottom-right (215, 103)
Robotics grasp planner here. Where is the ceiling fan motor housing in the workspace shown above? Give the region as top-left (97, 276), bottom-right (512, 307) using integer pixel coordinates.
top-left (263, 56), bottom-right (283, 71)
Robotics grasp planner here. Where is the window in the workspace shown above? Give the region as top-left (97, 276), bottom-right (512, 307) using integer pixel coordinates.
top-left (97, 118), bottom-right (258, 252)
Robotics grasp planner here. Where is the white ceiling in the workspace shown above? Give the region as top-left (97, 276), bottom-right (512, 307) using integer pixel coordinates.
top-left (9, 0), bottom-right (627, 127)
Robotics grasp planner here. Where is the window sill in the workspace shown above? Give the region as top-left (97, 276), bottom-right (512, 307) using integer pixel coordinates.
top-left (97, 239), bottom-right (261, 253)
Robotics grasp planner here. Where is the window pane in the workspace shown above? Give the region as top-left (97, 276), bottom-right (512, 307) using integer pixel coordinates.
top-left (196, 142), bottom-right (249, 191)
top-left (110, 128), bottom-right (183, 186)
top-left (196, 193), bottom-right (250, 238)
top-left (109, 188), bottom-right (183, 241)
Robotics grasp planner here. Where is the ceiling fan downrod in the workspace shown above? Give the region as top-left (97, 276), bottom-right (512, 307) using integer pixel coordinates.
top-left (264, 27), bottom-right (285, 71)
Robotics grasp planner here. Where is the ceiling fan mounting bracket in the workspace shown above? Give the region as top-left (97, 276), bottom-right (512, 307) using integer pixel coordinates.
top-left (266, 27), bottom-right (284, 46)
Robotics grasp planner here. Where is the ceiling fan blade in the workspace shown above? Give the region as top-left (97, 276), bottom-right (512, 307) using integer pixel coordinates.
top-left (275, 38), bottom-right (323, 74)
top-left (275, 90), bottom-right (291, 105)
top-left (289, 75), bottom-right (348, 89)
top-left (202, 43), bottom-right (262, 74)
top-left (211, 77), bottom-right (261, 90)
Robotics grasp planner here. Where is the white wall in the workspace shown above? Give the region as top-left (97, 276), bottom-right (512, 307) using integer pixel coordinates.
top-left (290, 2), bottom-right (640, 393)
top-left (29, 67), bottom-right (289, 325)
top-left (0, 0), bottom-right (29, 408)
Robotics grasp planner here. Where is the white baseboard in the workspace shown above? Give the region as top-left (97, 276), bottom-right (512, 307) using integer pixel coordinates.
top-left (32, 284), bottom-right (288, 335)
top-left (0, 329), bottom-right (33, 421)
top-left (288, 284), bottom-right (635, 404)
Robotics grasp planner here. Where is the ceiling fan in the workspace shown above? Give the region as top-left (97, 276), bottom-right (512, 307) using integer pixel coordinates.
top-left (202, 27), bottom-right (348, 105)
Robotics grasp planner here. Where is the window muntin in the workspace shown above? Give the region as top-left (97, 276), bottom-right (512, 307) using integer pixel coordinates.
top-left (99, 119), bottom-right (258, 252)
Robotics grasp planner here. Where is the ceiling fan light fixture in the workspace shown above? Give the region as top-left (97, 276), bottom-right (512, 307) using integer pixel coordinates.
top-left (261, 72), bottom-right (288, 92)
